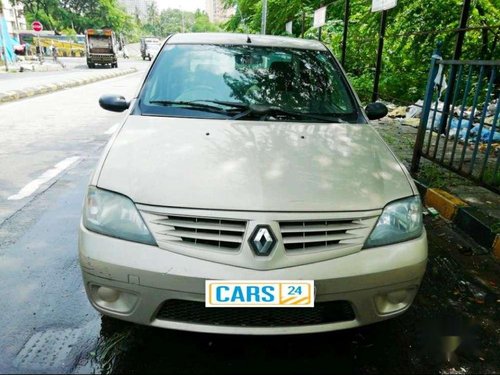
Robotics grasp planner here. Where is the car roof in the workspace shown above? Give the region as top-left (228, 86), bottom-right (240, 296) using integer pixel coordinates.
top-left (166, 33), bottom-right (328, 51)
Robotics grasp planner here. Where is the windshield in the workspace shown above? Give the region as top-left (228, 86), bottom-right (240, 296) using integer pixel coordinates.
top-left (139, 44), bottom-right (357, 121)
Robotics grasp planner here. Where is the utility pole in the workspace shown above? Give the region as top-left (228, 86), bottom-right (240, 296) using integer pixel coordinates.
top-left (341, 0), bottom-right (350, 67)
top-left (372, 10), bottom-right (388, 103)
top-left (261, 0), bottom-right (267, 35)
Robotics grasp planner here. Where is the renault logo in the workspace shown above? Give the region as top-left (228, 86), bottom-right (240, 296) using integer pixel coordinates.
top-left (249, 225), bottom-right (276, 256)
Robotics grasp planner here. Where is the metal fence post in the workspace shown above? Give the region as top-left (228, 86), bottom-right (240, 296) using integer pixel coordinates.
top-left (410, 44), bottom-right (442, 173)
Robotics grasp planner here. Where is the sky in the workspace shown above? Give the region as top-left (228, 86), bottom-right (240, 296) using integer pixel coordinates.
top-left (156, 0), bottom-right (206, 12)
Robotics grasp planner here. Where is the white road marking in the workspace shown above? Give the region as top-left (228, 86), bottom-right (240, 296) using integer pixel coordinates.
top-left (8, 156), bottom-right (80, 201)
top-left (104, 123), bottom-right (120, 134)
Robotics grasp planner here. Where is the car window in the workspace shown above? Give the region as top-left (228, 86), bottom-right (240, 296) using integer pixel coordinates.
top-left (139, 44), bottom-right (357, 121)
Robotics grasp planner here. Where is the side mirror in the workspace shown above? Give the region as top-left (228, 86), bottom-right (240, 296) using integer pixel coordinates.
top-left (365, 102), bottom-right (388, 120)
top-left (99, 94), bottom-right (129, 112)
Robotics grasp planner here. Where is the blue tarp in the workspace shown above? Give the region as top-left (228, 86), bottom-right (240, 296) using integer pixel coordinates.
top-left (0, 16), bottom-right (18, 63)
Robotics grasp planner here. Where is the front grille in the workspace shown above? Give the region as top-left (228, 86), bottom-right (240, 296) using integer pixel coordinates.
top-left (156, 300), bottom-right (355, 327)
top-left (279, 218), bottom-right (375, 252)
top-left (143, 213), bottom-right (247, 251)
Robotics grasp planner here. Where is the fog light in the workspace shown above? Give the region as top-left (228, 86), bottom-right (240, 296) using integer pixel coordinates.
top-left (90, 284), bottom-right (139, 314)
top-left (387, 290), bottom-right (408, 304)
top-left (97, 286), bottom-right (120, 302)
top-left (374, 287), bottom-right (417, 314)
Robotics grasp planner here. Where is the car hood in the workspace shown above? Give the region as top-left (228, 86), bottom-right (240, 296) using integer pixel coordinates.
top-left (97, 116), bottom-right (413, 211)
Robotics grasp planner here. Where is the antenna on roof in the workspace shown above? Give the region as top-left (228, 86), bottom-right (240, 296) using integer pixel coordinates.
top-left (246, 35), bottom-right (252, 43)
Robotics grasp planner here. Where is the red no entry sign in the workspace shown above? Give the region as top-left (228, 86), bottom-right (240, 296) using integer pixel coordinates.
top-left (32, 21), bottom-right (43, 32)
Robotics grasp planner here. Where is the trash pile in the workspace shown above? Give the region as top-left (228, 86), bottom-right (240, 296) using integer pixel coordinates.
top-left (387, 99), bottom-right (500, 152)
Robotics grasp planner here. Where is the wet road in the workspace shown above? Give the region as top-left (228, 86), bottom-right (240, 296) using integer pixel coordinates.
top-left (0, 67), bottom-right (499, 374)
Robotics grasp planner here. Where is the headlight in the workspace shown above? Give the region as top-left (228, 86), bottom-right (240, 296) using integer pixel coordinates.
top-left (364, 196), bottom-right (423, 248)
top-left (83, 186), bottom-right (157, 246)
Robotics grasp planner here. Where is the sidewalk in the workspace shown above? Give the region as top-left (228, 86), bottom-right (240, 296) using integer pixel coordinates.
top-left (373, 118), bottom-right (500, 257)
top-left (0, 66), bottom-right (137, 104)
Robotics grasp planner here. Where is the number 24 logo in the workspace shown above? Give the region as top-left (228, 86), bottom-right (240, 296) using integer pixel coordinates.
top-left (288, 286), bottom-right (302, 295)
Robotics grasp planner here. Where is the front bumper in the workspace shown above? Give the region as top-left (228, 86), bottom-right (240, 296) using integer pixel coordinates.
top-left (79, 224), bottom-right (427, 335)
top-left (87, 54), bottom-right (116, 64)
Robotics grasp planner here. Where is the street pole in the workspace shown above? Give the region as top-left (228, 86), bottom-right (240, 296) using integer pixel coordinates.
top-left (1, 47), bottom-right (8, 72)
top-left (261, 0), bottom-right (267, 35)
top-left (453, 0), bottom-right (471, 61)
top-left (317, 1), bottom-right (323, 41)
top-left (341, 0), bottom-right (350, 67)
top-left (301, 10), bottom-right (305, 38)
top-left (439, 0), bottom-right (471, 133)
top-left (372, 9), bottom-right (387, 103)
top-left (37, 34), bottom-right (42, 64)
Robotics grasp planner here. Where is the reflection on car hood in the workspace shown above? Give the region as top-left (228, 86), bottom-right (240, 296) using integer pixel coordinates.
top-left (97, 116), bottom-right (413, 211)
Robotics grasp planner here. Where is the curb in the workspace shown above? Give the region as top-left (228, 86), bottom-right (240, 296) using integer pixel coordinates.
top-left (0, 68), bottom-right (137, 104)
top-left (415, 179), bottom-right (500, 258)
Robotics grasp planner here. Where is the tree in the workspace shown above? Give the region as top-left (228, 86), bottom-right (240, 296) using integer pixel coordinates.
top-left (141, 7), bottom-right (219, 37)
top-left (15, 0), bottom-right (134, 34)
top-left (223, 0), bottom-right (500, 103)
top-left (191, 10), bottom-right (220, 32)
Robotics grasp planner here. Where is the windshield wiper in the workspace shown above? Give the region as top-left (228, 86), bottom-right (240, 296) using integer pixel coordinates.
top-left (232, 104), bottom-right (344, 123)
top-left (190, 100), bottom-right (249, 109)
top-left (148, 100), bottom-right (239, 115)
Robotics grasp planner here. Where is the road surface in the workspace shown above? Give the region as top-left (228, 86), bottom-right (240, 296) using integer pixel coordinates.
top-left (0, 61), bottom-right (498, 374)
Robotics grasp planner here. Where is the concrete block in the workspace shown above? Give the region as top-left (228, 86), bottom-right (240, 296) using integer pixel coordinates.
top-left (493, 235), bottom-right (500, 260)
top-left (425, 188), bottom-right (468, 220)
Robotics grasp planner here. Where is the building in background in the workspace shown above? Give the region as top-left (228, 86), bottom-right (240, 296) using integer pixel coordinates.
top-left (118, 0), bottom-right (152, 21)
top-left (205, 0), bottom-right (235, 23)
top-left (1, 0), bottom-right (27, 37)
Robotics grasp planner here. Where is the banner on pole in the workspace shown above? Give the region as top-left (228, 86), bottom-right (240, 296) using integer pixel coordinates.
top-left (371, 0), bottom-right (397, 12)
top-left (285, 21), bottom-right (293, 34)
top-left (313, 6), bottom-right (327, 28)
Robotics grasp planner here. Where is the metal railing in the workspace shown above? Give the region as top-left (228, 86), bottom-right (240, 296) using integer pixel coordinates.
top-left (411, 48), bottom-right (499, 193)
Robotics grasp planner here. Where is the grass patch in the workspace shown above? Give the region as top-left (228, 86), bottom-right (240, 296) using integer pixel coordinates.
top-left (482, 165), bottom-right (500, 187)
top-left (416, 162), bottom-right (473, 189)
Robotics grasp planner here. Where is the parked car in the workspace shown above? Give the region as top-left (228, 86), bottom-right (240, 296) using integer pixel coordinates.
top-left (79, 33), bottom-right (427, 335)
